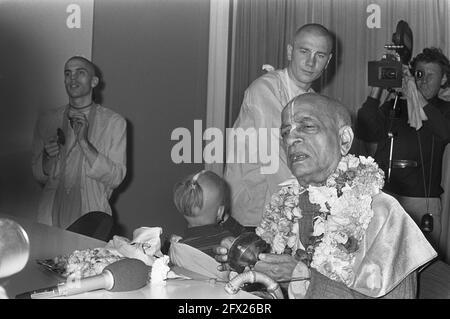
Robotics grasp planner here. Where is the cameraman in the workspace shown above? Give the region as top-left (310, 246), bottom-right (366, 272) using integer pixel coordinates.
top-left (357, 47), bottom-right (450, 252)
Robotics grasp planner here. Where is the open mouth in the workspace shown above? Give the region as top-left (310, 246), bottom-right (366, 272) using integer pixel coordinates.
top-left (289, 152), bottom-right (309, 163)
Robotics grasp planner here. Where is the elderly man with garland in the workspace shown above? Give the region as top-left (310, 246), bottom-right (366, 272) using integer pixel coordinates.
top-left (215, 93), bottom-right (436, 299)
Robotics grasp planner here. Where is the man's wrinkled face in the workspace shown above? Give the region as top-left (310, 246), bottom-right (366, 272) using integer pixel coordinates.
top-left (414, 61), bottom-right (447, 100)
top-left (64, 58), bottom-right (98, 99)
top-left (281, 100), bottom-right (341, 186)
top-left (287, 30), bottom-right (332, 90)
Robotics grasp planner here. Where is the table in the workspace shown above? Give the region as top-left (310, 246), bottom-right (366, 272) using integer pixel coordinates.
top-left (0, 214), bottom-right (258, 299)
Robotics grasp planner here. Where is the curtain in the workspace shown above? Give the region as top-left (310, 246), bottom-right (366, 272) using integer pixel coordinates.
top-left (227, 0), bottom-right (450, 263)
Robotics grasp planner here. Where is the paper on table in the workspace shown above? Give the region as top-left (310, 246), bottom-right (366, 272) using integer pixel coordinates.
top-left (169, 242), bottom-right (229, 282)
top-left (104, 227), bottom-right (163, 266)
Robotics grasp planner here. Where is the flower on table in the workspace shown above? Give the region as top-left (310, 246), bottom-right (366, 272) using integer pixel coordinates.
top-left (150, 255), bottom-right (170, 284)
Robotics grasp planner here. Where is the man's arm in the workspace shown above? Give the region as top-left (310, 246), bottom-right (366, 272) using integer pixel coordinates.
top-left (224, 89), bottom-right (268, 225)
top-left (31, 117), bottom-right (53, 184)
top-left (357, 87), bottom-right (389, 143)
top-left (422, 101), bottom-right (450, 142)
top-left (84, 114), bottom-right (127, 188)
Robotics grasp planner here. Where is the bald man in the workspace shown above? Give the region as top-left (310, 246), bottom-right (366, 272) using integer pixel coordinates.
top-left (170, 170), bottom-right (245, 257)
top-left (216, 93), bottom-right (436, 299)
top-left (31, 56), bottom-right (127, 229)
top-left (225, 23), bottom-right (334, 228)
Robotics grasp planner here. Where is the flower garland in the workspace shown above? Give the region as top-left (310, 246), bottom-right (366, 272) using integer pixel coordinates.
top-left (255, 155), bottom-right (385, 286)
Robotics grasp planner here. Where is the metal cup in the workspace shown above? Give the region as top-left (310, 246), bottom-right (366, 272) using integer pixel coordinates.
top-left (227, 232), bottom-right (270, 273)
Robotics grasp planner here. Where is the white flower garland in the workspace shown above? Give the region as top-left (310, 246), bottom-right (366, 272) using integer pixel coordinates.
top-left (256, 155), bottom-right (385, 286)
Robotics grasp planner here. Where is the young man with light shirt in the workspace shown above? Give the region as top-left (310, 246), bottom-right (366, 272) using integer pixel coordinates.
top-left (32, 56), bottom-right (127, 229)
top-left (225, 23), bottom-right (334, 228)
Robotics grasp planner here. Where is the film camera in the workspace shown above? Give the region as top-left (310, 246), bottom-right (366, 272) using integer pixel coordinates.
top-left (368, 20), bottom-right (413, 88)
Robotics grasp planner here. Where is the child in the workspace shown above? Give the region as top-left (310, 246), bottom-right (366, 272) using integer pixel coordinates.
top-left (171, 170), bottom-right (245, 257)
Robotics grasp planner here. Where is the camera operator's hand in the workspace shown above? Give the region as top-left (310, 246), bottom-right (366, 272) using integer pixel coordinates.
top-left (401, 65), bottom-right (427, 107)
top-left (402, 65), bottom-right (428, 129)
top-left (369, 87), bottom-right (383, 100)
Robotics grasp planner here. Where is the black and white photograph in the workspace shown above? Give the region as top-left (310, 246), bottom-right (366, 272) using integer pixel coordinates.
top-left (0, 0), bottom-right (449, 306)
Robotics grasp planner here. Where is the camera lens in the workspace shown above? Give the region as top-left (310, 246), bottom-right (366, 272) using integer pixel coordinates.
top-left (380, 67), bottom-right (397, 80)
top-left (415, 70), bottom-right (424, 79)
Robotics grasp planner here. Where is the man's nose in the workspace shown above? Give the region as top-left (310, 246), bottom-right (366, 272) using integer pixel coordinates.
top-left (286, 133), bottom-right (303, 146)
top-left (305, 53), bottom-right (316, 67)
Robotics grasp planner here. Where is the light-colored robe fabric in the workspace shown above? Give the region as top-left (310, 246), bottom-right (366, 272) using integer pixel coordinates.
top-left (225, 68), bottom-right (311, 227)
top-left (31, 104), bottom-right (127, 228)
top-left (349, 192), bottom-right (436, 297)
top-left (289, 191), bottom-right (437, 298)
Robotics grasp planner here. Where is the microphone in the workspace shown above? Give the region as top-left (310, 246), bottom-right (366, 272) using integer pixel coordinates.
top-left (16, 258), bottom-right (149, 299)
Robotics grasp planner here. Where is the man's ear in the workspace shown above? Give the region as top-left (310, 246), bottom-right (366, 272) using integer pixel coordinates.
top-left (441, 73), bottom-right (448, 87)
top-left (191, 205), bottom-right (201, 216)
top-left (339, 125), bottom-right (354, 156)
top-left (325, 53), bottom-right (333, 70)
top-left (217, 205), bottom-right (225, 223)
top-left (287, 44), bottom-right (293, 62)
top-left (91, 76), bottom-right (99, 88)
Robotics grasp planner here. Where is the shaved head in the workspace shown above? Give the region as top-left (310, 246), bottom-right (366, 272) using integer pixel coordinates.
top-left (173, 170), bottom-right (230, 227)
top-left (293, 23), bottom-right (333, 53)
top-left (287, 23), bottom-right (333, 91)
top-left (65, 56), bottom-right (96, 76)
top-left (296, 93), bottom-right (349, 125)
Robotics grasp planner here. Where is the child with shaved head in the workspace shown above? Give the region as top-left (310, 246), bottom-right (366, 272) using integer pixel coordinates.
top-left (171, 170), bottom-right (245, 257)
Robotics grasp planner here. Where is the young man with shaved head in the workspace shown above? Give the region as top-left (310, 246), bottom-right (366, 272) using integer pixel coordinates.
top-left (31, 56), bottom-right (127, 229)
top-left (225, 23), bottom-right (334, 228)
top-left (216, 93), bottom-right (436, 299)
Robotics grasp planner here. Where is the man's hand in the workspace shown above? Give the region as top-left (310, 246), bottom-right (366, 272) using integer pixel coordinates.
top-left (42, 136), bottom-right (60, 176)
top-left (69, 112), bottom-right (89, 143)
top-left (253, 253), bottom-right (307, 282)
top-left (401, 65), bottom-right (427, 107)
top-left (43, 136), bottom-right (60, 158)
top-left (369, 87), bottom-right (383, 100)
top-left (213, 236), bottom-right (235, 271)
top-left (68, 112), bottom-right (99, 166)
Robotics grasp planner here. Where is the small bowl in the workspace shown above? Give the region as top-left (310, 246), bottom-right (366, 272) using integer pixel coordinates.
top-left (227, 232), bottom-right (270, 273)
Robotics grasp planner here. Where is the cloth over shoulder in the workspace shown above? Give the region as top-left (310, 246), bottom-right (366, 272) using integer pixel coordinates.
top-left (347, 192), bottom-right (436, 297)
